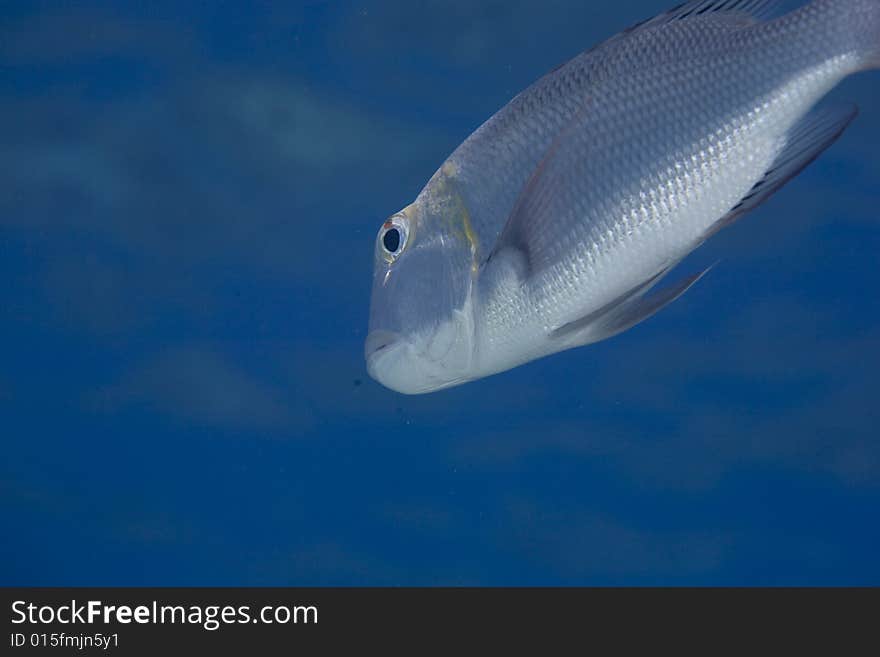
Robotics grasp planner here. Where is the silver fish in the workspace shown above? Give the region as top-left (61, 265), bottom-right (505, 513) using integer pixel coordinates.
top-left (366, 0), bottom-right (879, 394)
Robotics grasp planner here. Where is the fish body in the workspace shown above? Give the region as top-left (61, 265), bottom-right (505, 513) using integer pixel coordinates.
top-left (366, 0), bottom-right (880, 394)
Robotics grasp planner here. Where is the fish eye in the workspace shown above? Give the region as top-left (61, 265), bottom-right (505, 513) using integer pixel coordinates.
top-left (378, 217), bottom-right (408, 261)
top-left (383, 228), bottom-right (400, 253)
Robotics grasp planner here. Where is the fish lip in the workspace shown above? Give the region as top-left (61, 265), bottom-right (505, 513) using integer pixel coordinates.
top-left (364, 330), bottom-right (401, 360)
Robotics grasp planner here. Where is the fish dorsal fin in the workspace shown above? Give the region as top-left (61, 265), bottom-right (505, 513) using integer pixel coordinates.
top-left (705, 103), bottom-right (859, 239)
top-left (591, 0), bottom-right (783, 53)
top-left (640, 0), bottom-right (783, 26)
top-left (552, 264), bottom-right (713, 347)
top-left (560, 2), bottom-right (784, 77)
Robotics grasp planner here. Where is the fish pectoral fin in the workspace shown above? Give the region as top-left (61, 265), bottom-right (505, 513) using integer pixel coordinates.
top-left (705, 103), bottom-right (859, 239)
top-left (484, 96), bottom-right (596, 278)
top-left (552, 265), bottom-right (713, 347)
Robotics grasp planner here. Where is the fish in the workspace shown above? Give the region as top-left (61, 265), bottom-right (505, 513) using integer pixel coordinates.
top-left (365, 0), bottom-right (880, 395)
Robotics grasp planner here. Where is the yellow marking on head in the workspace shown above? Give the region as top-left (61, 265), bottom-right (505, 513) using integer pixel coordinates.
top-left (441, 160), bottom-right (458, 178)
top-left (402, 160), bottom-right (480, 274)
top-left (398, 203), bottom-right (418, 220)
top-left (432, 162), bottom-right (480, 272)
top-left (459, 199), bottom-right (479, 275)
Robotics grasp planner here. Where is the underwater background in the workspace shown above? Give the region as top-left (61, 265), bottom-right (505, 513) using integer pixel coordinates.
top-left (2, 0), bottom-right (878, 585)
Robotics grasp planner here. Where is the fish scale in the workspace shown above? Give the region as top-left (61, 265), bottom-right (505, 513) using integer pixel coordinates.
top-left (492, 54), bottom-right (857, 355)
top-left (366, 0), bottom-right (879, 394)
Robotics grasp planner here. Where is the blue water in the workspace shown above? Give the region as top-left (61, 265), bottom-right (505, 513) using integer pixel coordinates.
top-left (2, 1), bottom-right (878, 585)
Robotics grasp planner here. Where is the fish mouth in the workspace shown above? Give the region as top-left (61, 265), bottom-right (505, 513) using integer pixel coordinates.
top-left (365, 329), bottom-right (472, 394)
top-left (364, 330), bottom-right (401, 361)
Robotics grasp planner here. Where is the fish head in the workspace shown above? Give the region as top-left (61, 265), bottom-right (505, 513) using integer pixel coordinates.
top-left (365, 199), bottom-right (477, 394)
